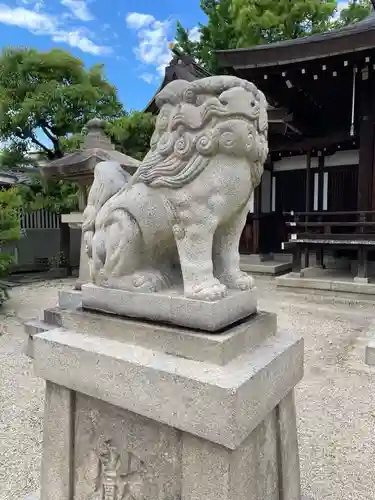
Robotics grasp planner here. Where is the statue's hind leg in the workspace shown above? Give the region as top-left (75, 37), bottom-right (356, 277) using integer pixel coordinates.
top-left (99, 210), bottom-right (171, 293)
top-left (102, 212), bottom-right (142, 279)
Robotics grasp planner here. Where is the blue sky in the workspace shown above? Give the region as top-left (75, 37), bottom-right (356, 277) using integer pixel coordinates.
top-left (0, 0), bottom-right (205, 111)
top-left (0, 1), bottom-right (350, 112)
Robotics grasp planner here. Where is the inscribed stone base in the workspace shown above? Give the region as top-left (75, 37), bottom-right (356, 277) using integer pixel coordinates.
top-left (81, 283), bottom-right (257, 332)
top-left (28, 309), bottom-right (304, 499)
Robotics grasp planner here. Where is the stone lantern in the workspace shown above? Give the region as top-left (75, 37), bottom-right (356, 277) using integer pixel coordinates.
top-left (39, 118), bottom-right (140, 289)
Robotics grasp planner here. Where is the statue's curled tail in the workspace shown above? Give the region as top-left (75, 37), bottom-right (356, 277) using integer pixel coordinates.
top-left (82, 161), bottom-right (130, 262)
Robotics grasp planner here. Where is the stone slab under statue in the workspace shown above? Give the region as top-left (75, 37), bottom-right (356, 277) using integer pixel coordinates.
top-left (24, 75), bottom-right (304, 500)
top-left (81, 283), bottom-right (257, 331)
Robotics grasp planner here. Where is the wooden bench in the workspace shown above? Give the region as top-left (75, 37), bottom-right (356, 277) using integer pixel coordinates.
top-left (283, 211), bottom-right (375, 280)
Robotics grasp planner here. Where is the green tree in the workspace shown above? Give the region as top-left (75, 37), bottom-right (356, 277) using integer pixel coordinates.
top-left (337, 0), bottom-right (372, 27)
top-left (232, 0), bottom-right (337, 47)
top-left (0, 188), bottom-right (22, 306)
top-left (0, 145), bottom-right (80, 275)
top-left (176, 0), bottom-right (373, 73)
top-left (0, 47), bottom-right (124, 161)
top-left (0, 143), bottom-right (35, 170)
top-left (0, 46), bottom-right (125, 275)
top-left (57, 111), bottom-right (156, 161)
top-left (16, 178), bottom-right (79, 215)
top-left (107, 111), bottom-right (156, 161)
top-left (176, 0), bottom-right (238, 73)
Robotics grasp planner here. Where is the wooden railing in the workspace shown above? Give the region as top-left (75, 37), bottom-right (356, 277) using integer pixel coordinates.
top-left (283, 211), bottom-right (375, 241)
top-left (282, 211), bottom-right (375, 277)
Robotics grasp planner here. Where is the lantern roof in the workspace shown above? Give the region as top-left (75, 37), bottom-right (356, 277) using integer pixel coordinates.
top-left (40, 118), bottom-right (140, 182)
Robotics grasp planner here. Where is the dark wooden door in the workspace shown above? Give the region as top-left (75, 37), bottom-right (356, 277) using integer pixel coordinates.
top-left (273, 169), bottom-right (311, 249)
top-left (327, 165), bottom-right (358, 211)
top-left (274, 169), bottom-right (307, 212)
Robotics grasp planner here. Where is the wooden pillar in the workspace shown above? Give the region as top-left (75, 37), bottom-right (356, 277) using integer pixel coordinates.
top-left (304, 151), bottom-right (312, 267)
top-left (316, 152), bottom-right (325, 268)
top-left (252, 185), bottom-right (261, 254)
top-left (358, 67), bottom-right (374, 211)
top-left (292, 246), bottom-right (302, 273)
top-left (356, 247), bottom-right (369, 281)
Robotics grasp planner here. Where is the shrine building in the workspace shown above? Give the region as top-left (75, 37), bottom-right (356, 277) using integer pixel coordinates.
top-left (149, 14), bottom-right (375, 287)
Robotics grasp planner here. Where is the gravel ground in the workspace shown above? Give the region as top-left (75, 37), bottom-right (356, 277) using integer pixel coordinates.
top-left (1, 277), bottom-right (375, 499)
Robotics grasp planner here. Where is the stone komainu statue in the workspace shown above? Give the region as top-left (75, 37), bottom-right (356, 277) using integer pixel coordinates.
top-left (82, 76), bottom-right (269, 301)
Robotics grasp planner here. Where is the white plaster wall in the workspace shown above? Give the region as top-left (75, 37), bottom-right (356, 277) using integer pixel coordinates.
top-left (324, 150), bottom-right (359, 166)
top-left (273, 155), bottom-right (318, 171)
top-left (273, 150), bottom-right (359, 171)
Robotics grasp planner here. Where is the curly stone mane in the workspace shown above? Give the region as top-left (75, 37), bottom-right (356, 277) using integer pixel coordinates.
top-left (132, 76), bottom-right (268, 189)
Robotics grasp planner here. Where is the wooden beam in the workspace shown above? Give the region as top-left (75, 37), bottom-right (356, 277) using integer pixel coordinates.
top-left (216, 25), bottom-right (375, 70)
top-left (271, 131), bottom-right (355, 154)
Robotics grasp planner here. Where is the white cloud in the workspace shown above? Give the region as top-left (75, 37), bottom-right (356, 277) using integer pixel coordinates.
top-left (53, 30), bottom-right (110, 55)
top-left (0, 3), bottom-right (109, 55)
top-left (140, 73), bottom-right (156, 84)
top-left (61, 0), bottom-right (93, 22)
top-left (19, 0), bottom-right (44, 12)
top-left (126, 12), bottom-right (172, 79)
top-left (189, 26), bottom-right (201, 42)
top-left (0, 4), bottom-right (56, 32)
top-left (126, 12), bottom-right (154, 29)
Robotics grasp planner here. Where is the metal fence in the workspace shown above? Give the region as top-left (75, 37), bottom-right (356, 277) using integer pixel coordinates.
top-left (19, 208), bottom-right (60, 230)
top-left (1, 208), bottom-right (80, 271)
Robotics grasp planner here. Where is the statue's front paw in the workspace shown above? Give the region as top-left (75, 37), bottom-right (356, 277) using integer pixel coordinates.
top-left (219, 271), bottom-right (254, 290)
top-left (185, 279), bottom-right (227, 301)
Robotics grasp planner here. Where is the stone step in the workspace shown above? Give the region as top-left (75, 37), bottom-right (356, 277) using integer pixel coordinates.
top-left (23, 319), bottom-right (52, 358)
top-left (43, 307), bottom-right (63, 327)
top-left (275, 288), bottom-right (375, 308)
top-left (24, 310), bottom-right (64, 359)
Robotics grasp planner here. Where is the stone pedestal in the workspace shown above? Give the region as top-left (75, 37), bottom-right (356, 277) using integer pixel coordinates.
top-left (27, 292), bottom-right (304, 500)
top-left (61, 212), bottom-right (90, 290)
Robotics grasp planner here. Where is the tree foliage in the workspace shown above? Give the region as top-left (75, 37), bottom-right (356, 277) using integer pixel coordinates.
top-left (0, 148), bottom-right (79, 215)
top-left (0, 143), bottom-right (35, 170)
top-left (176, 0), bottom-right (237, 73)
top-left (107, 111), bottom-right (156, 161)
top-left (336, 0), bottom-right (372, 27)
top-left (0, 188), bottom-right (22, 306)
top-left (53, 111), bottom-right (155, 164)
top-left (232, 0), bottom-right (337, 47)
top-left (175, 0), bottom-right (374, 73)
top-left (16, 179), bottom-right (79, 215)
top-left (0, 47), bottom-right (124, 160)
